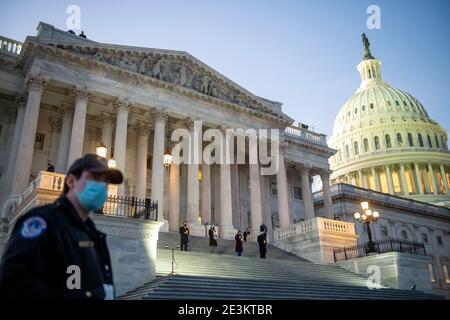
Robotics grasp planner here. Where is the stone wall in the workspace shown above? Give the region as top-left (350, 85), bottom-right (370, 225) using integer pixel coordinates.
top-left (91, 214), bottom-right (163, 297)
top-left (334, 252), bottom-right (435, 295)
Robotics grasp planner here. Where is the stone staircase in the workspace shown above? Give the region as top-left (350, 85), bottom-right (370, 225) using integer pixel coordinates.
top-left (118, 232), bottom-right (442, 300)
top-left (156, 231), bottom-right (307, 261)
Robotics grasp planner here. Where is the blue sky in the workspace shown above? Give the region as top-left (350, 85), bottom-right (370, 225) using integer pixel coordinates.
top-left (1, 0), bottom-right (449, 139)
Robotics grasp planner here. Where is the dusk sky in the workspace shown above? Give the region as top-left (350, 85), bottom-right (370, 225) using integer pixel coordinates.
top-left (1, 0), bottom-right (449, 140)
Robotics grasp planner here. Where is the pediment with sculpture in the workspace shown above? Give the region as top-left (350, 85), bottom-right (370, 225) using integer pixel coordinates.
top-left (45, 42), bottom-right (286, 120)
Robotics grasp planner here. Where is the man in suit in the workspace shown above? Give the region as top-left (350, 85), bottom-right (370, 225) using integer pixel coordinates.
top-left (179, 222), bottom-right (190, 251)
top-left (257, 232), bottom-right (267, 258)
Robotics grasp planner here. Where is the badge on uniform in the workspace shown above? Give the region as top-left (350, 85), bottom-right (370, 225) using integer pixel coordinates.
top-left (20, 216), bottom-right (47, 239)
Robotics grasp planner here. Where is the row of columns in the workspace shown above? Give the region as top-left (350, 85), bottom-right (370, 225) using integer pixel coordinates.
top-left (338, 162), bottom-right (450, 196)
top-left (3, 75), bottom-right (335, 239)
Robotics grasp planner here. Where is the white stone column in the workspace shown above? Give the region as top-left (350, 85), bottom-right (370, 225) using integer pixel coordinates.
top-left (414, 162), bottom-right (424, 195)
top-left (428, 163), bottom-right (438, 195)
top-left (113, 98), bottom-right (131, 196)
top-left (48, 117), bottom-right (62, 161)
top-left (100, 112), bottom-right (115, 158)
top-left (67, 87), bottom-right (90, 168)
top-left (321, 171), bottom-right (333, 219)
top-left (276, 149), bottom-right (290, 228)
top-left (219, 127), bottom-right (236, 239)
top-left (372, 167), bottom-right (381, 192)
top-left (399, 163), bottom-right (409, 196)
top-left (299, 165), bottom-right (315, 220)
top-left (361, 170), bottom-right (368, 189)
top-left (249, 163), bottom-right (263, 239)
top-left (1, 95), bottom-right (26, 202)
top-left (440, 164), bottom-right (449, 195)
top-left (385, 165), bottom-right (395, 195)
top-left (150, 110), bottom-right (167, 226)
top-left (185, 119), bottom-right (204, 235)
top-left (169, 163), bottom-right (180, 232)
top-left (10, 75), bottom-right (48, 196)
top-left (55, 103), bottom-right (73, 172)
top-left (135, 122), bottom-right (151, 200)
top-left (200, 163), bottom-right (212, 225)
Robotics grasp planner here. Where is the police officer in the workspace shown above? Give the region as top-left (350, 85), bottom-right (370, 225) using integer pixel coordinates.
top-left (0, 154), bottom-right (123, 300)
top-left (179, 222), bottom-right (189, 251)
top-left (257, 231), bottom-right (267, 258)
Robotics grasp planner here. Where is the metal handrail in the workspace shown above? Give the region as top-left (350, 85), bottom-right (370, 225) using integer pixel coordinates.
top-left (94, 196), bottom-right (158, 221)
top-left (333, 238), bottom-right (426, 262)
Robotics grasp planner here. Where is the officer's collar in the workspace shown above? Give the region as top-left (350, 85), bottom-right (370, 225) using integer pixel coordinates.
top-left (56, 195), bottom-right (94, 227)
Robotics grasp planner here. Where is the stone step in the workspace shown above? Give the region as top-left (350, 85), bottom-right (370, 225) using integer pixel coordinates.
top-left (120, 275), bottom-right (439, 300)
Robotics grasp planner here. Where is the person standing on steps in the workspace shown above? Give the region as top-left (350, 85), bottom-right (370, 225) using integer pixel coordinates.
top-left (243, 228), bottom-right (250, 242)
top-left (208, 225), bottom-right (217, 253)
top-left (235, 230), bottom-right (243, 256)
top-left (257, 231), bottom-right (267, 258)
top-left (179, 222), bottom-right (189, 251)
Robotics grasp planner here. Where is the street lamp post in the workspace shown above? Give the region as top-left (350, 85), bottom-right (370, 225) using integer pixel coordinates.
top-left (353, 201), bottom-right (379, 253)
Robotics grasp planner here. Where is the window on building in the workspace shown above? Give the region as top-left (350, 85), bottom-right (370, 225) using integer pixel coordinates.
top-left (381, 226), bottom-right (388, 237)
top-left (363, 138), bottom-right (369, 152)
top-left (374, 136), bottom-right (380, 150)
top-left (441, 135), bottom-right (447, 150)
top-left (387, 101), bottom-right (391, 107)
top-left (34, 133), bottom-right (45, 150)
top-left (429, 264), bottom-right (436, 283)
top-left (385, 134), bottom-right (392, 148)
top-left (427, 134), bottom-right (433, 148)
top-left (353, 141), bottom-right (359, 155)
top-left (408, 133), bottom-right (414, 147)
top-left (401, 230), bottom-right (408, 240)
top-left (362, 105), bottom-right (366, 111)
top-left (418, 133), bottom-right (424, 147)
top-left (354, 108), bottom-right (358, 114)
top-left (435, 134), bottom-right (440, 148)
top-left (345, 145), bottom-right (350, 158)
top-left (271, 182), bottom-right (278, 197)
top-left (422, 233), bottom-right (428, 244)
top-left (397, 133), bottom-right (403, 146)
top-left (437, 236), bottom-right (443, 246)
top-left (338, 149), bottom-right (342, 161)
top-left (395, 100), bottom-right (400, 106)
top-left (293, 186), bottom-right (302, 200)
top-left (370, 103), bottom-right (374, 109)
top-left (443, 265), bottom-right (450, 284)
top-left (403, 101), bottom-right (407, 107)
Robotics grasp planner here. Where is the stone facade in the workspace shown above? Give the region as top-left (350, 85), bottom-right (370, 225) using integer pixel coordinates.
top-left (0, 22), bottom-right (334, 242)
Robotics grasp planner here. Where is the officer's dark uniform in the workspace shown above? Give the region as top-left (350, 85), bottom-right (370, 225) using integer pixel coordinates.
top-left (179, 225), bottom-right (189, 251)
top-left (257, 233), bottom-right (267, 258)
top-left (0, 195), bottom-right (114, 300)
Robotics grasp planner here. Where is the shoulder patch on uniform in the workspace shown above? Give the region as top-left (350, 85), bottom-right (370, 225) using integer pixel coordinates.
top-left (20, 216), bottom-right (47, 239)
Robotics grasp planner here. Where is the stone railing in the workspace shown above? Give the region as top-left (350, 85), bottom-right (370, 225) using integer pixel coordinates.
top-left (15, 171), bottom-right (65, 209)
top-left (285, 125), bottom-right (327, 146)
top-left (0, 36), bottom-right (23, 56)
top-left (274, 217), bottom-right (355, 241)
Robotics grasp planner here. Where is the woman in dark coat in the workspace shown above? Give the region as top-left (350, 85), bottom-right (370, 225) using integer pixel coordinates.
top-left (235, 230), bottom-right (243, 256)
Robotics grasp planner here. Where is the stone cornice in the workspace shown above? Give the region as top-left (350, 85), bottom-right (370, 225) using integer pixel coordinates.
top-left (19, 39), bottom-right (293, 126)
top-left (314, 184), bottom-right (450, 223)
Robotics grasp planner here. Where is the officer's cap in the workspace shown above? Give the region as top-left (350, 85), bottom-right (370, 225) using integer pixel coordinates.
top-left (66, 154), bottom-right (123, 184)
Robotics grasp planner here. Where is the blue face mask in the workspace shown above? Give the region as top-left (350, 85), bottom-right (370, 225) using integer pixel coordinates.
top-left (76, 180), bottom-right (108, 212)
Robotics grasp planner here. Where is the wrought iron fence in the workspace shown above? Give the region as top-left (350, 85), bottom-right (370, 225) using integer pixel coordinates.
top-left (94, 196), bottom-right (158, 221)
top-left (333, 238), bottom-right (426, 262)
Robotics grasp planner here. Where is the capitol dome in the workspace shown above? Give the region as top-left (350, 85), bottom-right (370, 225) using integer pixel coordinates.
top-left (329, 35), bottom-right (450, 207)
